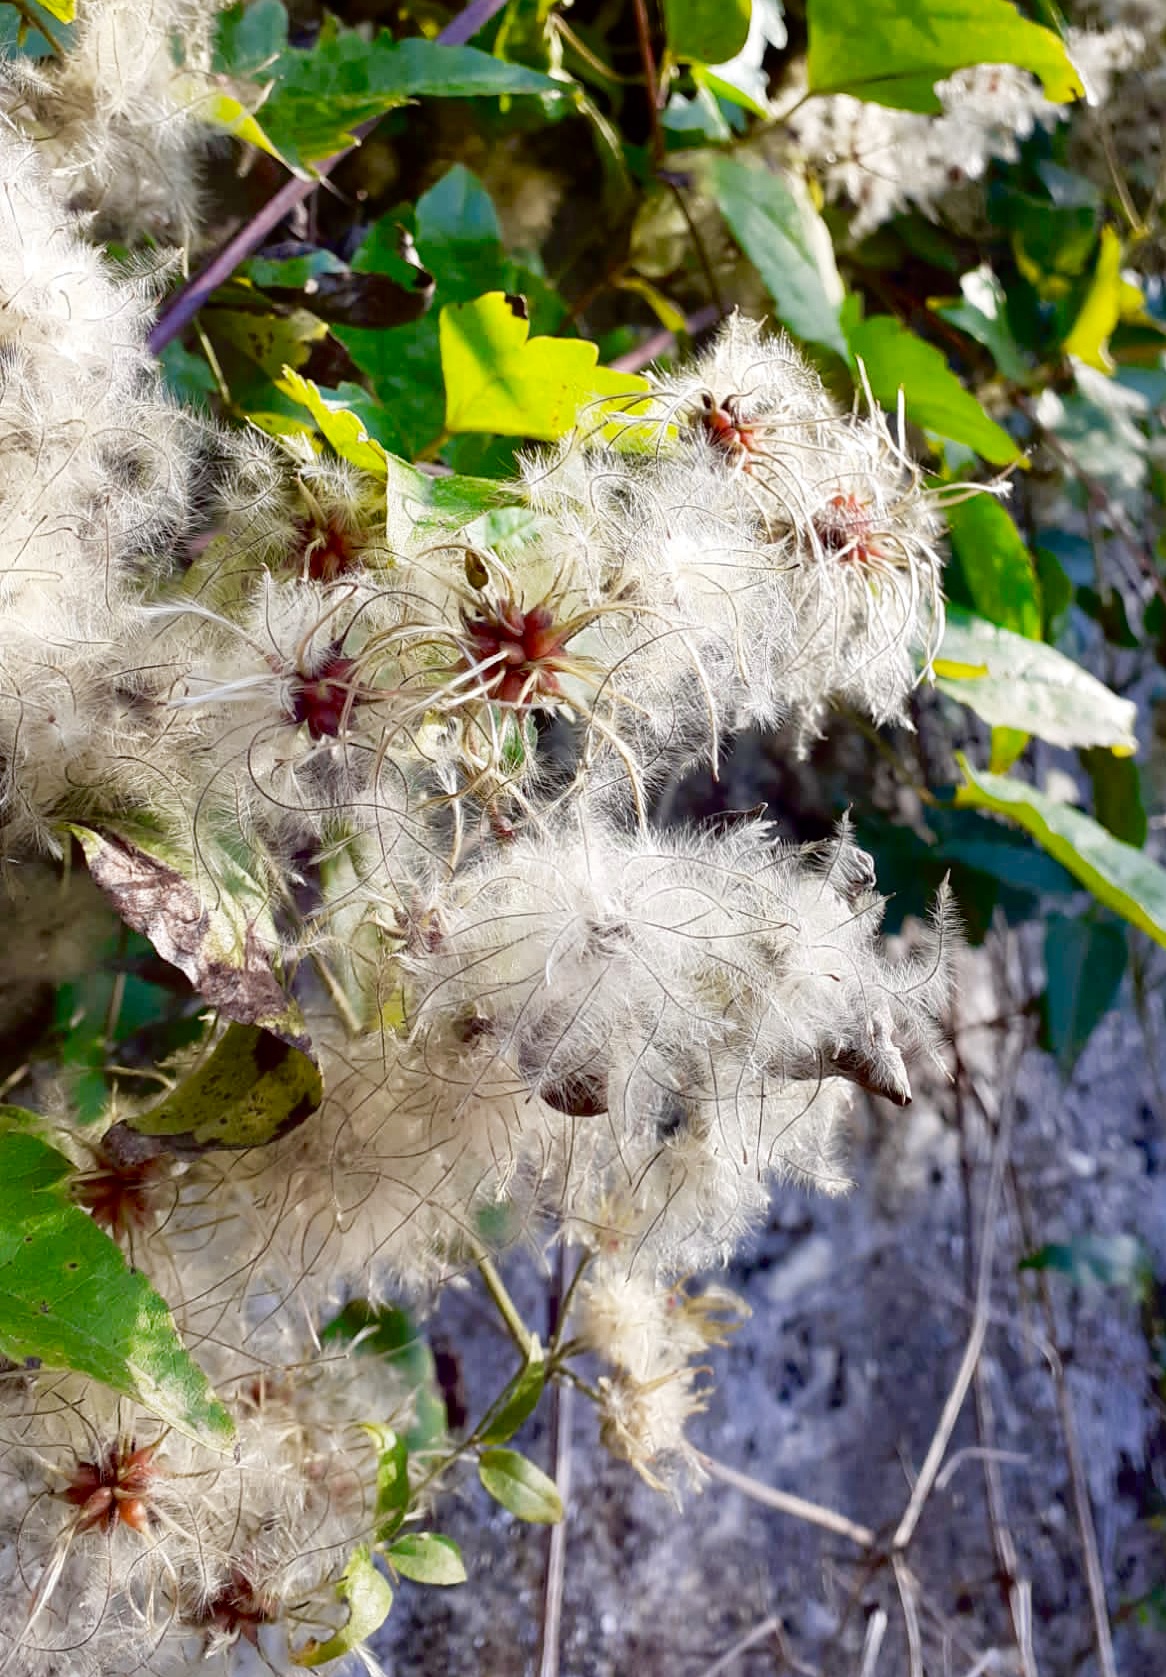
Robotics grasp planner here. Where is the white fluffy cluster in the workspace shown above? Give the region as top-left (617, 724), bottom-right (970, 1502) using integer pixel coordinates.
top-left (0, 126), bottom-right (196, 853)
top-left (0, 1351), bottom-right (413, 1676)
top-left (0, 46), bottom-right (963, 1607)
top-left (787, 29), bottom-right (1143, 236)
top-left (1, 0), bottom-right (227, 243)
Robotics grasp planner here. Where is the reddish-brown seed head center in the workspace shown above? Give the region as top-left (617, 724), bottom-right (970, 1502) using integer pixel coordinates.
top-left (63, 1441), bottom-right (158, 1535)
top-left (73, 1150), bottom-right (171, 1243)
top-left (461, 601), bottom-right (567, 706)
top-left (814, 493), bottom-right (877, 564)
top-left (296, 514), bottom-right (358, 584)
top-left (698, 395), bottom-right (759, 462)
top-left (289, 652), bottom-right (360, 739)
top-left (194, 1568), bottom-right (278, 1645)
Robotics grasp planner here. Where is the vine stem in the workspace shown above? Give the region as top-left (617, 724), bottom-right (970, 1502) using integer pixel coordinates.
top-left (473, 1249), bottom-right (533, 1357)
top-left (147, 0), bottom-right (510, 355)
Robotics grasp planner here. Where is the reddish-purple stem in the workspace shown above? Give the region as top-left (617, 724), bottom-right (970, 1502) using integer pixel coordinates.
top-left (148, 0), bottom-right (510, 355)
top-left (609, 304), bottom-right (720, 374)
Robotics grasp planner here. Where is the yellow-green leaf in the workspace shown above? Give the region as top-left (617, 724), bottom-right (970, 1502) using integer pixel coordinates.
top-left (387, 1532), bottom-right (467, 1586)
top-left (440, 293), bottom-right (650, 440)
top-left (954, 757), bottom-right (1166, 944)
top-left (806, 0), bottom-right (1083, 113)
top-left (294, 1546), bottom-right (394, 1666)
top-left (34, 0), bottom-right (74, 20)
top-left (129, 1022), bottom-right (323, 1153)
top-left (279, 370), bottom-right (390, 476)
top-left (478, 1446), bottom-right (563, 1522)
top-left (174, 78), bottom-right (293, 169)
top-left (1063, 226), bottom-right (1143, 373)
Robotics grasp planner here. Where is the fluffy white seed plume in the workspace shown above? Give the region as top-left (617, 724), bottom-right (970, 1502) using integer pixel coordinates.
top-left (404, 814), bottom-right (955, 1272)
top-left (573, 1265), bottom-right (747, 1494)
top-left (0, 1340), bottom-right (409, 1676)
top-left (520, 318), bottom-right (951, 763)
top-left (786, 30), bottom-right (1143, 236)
top-left (1, 0), bottom-right (229, 245)
top-left (0, 127), bottom-right (198, 852)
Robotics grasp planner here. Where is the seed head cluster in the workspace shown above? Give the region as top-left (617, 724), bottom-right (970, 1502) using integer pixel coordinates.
top-left (0, 4), bottom-right (969, 1665)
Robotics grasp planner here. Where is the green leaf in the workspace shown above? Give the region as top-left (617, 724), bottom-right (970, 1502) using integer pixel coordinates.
top-left (478, 1446), bottom-right (563, 1523)
top-left (258, 30), bottom-right (565, 170)
top-left (387, 1532), bottom-right (467, 1586)
top-left (932, 265), bottom-right (1029, 383)
top-left (663, 0), bottom-right (751, 67)
top-left (848, 315), bottom-right (1022, 464)
top-left (363, 1422), bottom-right (411, 1542)
top-left (1041, 913), bottom-right (1127, 1075)
top-left (1063, 226), bottom-right (1142, 372)
top-left (278, 370), bottom-right (390, 475)
top-left (127, 1022), bottom-right (322, 1153)
top-left (294, 1545), bottom-right (393, 1666)
top-left (934, 608), bottom-right (1136, 752)
top-left (479, 1341), bottom-right (546, 1445)
top-left (1021, 1234), bottom-right (1149, 1296)
top-left (708, 157), bottom-right (848, 359)
top-left (177, 80), bottom-right (291, 167)
top-left (323, 1301), bottom-right (447, 1450)
top-left (954, 757), bottom-right (1166, 945)
top-left (337, 170), bottom-right (566, 459)
top-left (0, 1115), bottom-right (233, 1445)
top-left (214, 0), bottom-right (288, 75)
top-left (805, 0), bottom-right (1083, 112)
top-left (1082, 747), bottom-right (1147, 848)
top-left (945, 496), bottom-right (1041, 637)
top-left (68, 820), bottom-right (308, 1052)
top-left (440, 292), bottom-right (649, 440)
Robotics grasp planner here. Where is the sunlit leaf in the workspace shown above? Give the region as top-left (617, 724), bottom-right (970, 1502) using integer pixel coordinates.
top-left (362, 1422), bottom-right (410, 1542)
top-left (954, 757), bottom-right (1166, 944)
top-left (1063, 225), bottom-right (1144, 372)
top-left (278, 369), bottom-right (390, 475)
top-left (0, 1114), bottom-right (233, 1445)
top-left (934, 608), bottom-right (1136, 752)
top-left (848, 315), bottom-right (1022, 464)
top-left (127, 1023), bottom-right (322, 1152)
top-left (709, 157), bottom-right (848, 359)
top-left (440, 292), bottom-right (649, 439)
top-left (387, 1532), bottom-right (467, 1586)
top-left (806, 0), bottom-right (1083, 112)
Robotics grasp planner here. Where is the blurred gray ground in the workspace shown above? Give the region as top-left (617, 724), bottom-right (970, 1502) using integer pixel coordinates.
top-left (376, 938), bottom-right (1166, 1677)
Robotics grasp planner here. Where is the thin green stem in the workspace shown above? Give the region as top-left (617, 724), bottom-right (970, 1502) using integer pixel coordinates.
top-left (16, 0), bottom-right (65, 55)
top-left (475, 1250), bottom-right (533, 1357)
